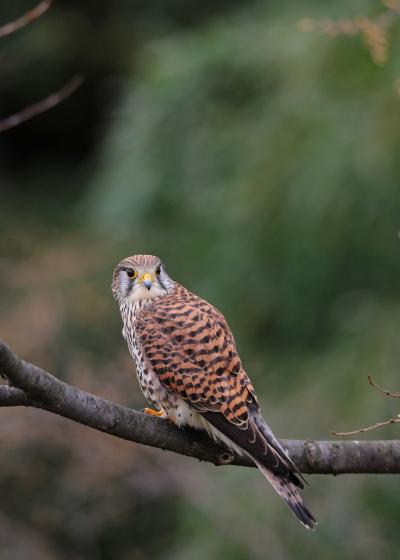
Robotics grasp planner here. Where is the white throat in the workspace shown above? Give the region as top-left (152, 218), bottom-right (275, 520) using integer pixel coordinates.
top-left (129, 284), bottom-right (165, 303)
top-left (119, 283), bottom-right (170, 317)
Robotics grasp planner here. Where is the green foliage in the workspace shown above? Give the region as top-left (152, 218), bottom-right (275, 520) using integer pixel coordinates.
top-left (3, 0), bottom-right (400, 558)
top-left (87, 1), bottom-right (400, 352)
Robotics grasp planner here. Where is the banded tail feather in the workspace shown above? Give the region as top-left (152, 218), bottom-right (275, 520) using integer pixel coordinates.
top-left (202, 410), bottom-right (317, 529)
top-left (254, 460), bottom-right (316, 529)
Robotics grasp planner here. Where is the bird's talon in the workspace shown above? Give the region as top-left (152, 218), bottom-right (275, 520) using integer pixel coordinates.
top-left (143, 407), bottom-right (165, 417)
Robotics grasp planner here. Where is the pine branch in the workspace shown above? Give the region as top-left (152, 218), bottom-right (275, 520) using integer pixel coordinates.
top-left (1, 338), bottom-right (400, 474)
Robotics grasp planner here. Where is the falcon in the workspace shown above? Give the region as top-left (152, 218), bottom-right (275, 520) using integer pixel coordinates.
top-left (112, 254), bottom-right (316, 529)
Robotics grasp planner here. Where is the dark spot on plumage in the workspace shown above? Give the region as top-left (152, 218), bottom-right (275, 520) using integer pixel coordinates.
top-left (232, 401), bottom-right (245, 413)
top-left (176, 305), bottom-right (190, 317)
top-left (180, 366), bottom-right (198, 374)
top-left (208, 355), bottom-right (224, 366)
top-left (238, 411), bottom-right (248, 421)
top-left (189, 324), bottom-right (209, 337)
top-left (199, 335), bottom-right (210, 344)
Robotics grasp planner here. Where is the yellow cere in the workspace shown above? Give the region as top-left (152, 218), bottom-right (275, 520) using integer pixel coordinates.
top-left (140, 273), bottom-right (155, 283)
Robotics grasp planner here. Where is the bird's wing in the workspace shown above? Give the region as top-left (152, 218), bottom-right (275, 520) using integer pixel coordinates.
top-left (135, 289), bottom-right (255, 419)
top-left (135, 288), bottom-right (302, 484)
top-left (135, 289), bottom-right (316, 529)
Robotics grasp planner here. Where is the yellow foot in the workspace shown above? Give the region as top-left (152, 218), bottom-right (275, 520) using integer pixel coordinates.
top-left (143, 407), bottom-right (165, 417)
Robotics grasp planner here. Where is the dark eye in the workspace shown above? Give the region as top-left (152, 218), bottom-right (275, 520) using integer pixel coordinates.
top-left (126, 268), bottom-right (137, 279)
top-left (155, 265), bottom-right (161, 275)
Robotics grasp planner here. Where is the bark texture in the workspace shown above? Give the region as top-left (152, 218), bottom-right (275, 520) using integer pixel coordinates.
top-left (1, 339), bottom-right (399, 474)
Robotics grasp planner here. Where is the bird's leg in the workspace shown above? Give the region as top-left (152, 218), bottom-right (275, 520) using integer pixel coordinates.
top-left (142, 407), bottom-right (165, 417)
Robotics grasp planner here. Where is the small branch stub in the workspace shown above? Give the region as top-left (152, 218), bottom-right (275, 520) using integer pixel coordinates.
top-left (217, 451), bottom-right (235, 465)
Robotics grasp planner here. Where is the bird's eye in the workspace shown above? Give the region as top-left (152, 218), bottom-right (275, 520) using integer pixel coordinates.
top-left (126, 268), bottom-right (137, 279)
top-left (155, 265), bottom-right (161, 275)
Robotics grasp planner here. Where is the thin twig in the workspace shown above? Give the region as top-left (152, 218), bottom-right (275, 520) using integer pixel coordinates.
top-left (0, 74), bottom-right (84, 133)
top-left (333, 376), bottom-right (400, 436)
top-left (0, 1), bottom-right (52, 39)
top-left (368, 375), bottom-right (400, 398)
top-left (332, 416), bottom-right (400, 437)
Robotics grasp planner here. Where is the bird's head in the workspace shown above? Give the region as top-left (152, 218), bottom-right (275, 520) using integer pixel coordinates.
top-left (112, 254), bottom-right (174, 304)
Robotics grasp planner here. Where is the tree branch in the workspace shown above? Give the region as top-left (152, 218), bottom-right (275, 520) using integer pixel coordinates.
top-left (0, 1), bottom-right (52, 39)
top-left (1, 338), bottom-right (400, 474)
top-left (368, 375), bottom-right (400, 398)
top-left (331, 376), bottom-right (400, 436)
top-left (0, 75), bottom-right (84, 133)
top-left (0, 385), bottom-right (29, 406)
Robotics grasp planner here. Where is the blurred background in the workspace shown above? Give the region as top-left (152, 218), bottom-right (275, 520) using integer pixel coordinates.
top-left (1, 0), bottom-right (400, 558)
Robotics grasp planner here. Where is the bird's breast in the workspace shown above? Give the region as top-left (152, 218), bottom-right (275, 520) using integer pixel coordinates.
top-left (120, 302), bottom-right (175, 410)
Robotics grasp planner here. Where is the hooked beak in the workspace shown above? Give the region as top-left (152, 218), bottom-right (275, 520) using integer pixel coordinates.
top-left (140, 272), bottom-right (154, 290)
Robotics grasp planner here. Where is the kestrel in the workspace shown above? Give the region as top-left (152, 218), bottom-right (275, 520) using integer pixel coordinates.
top-left (112, 254), bottom-right (316, 529)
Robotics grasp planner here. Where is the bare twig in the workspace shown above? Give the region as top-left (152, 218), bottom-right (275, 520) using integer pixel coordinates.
top-left (368, 375), bottom-right (400, 398)
top-left (332, 416), bottom-right (400, 437)
top-left (332, 376), bottom-right (400, 436)
top-left (2, 338), bottom-right (400, 474)
top-left (0, 1), bottom-right (52, 39)
top-left (0, 75), bottom-right (84, 133)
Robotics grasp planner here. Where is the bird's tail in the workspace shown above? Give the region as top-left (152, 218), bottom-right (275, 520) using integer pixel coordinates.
top-left (253, 458), bottom-right (317, 530)
top-left (201, 409), bottom-right (316, 529)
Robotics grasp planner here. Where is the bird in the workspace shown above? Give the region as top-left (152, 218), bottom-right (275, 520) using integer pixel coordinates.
top-left (112, 254), bottom-right (316, 529)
